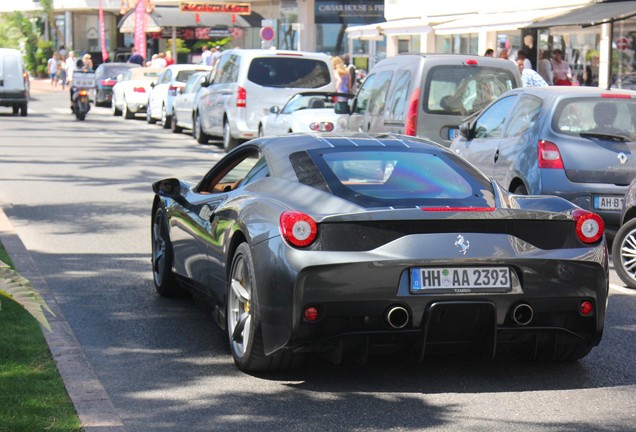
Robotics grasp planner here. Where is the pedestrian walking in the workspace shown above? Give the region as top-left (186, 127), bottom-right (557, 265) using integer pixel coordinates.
top-left (59, 54), bottom-right (67, 90)
top-left (551, 49), bottom-right (572, 86)
top-left (517, 59), bottom-right (548, 87)
top-left (332, 56), bottom-right (350, 111)
top-left (47, 52), bottom-right (60, 88)
top-left (211, 46), bottom-right (222, 66)
top-left (201, 45), bottom-right (212, 66)
top-left (342, 53), bottom-right (358, 94)
top-left (538, 50), bottom-right (553, 85)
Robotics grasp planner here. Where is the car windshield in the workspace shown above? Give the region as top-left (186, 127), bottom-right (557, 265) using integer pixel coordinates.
top-left (282, 93), bottom-right (337, 113)
top-left (426, 66), bottom-right (516, 116)
top-left (248, 58), bottom-right (331, 88)
top-left (554, 97), bottom-right (636, 140)
top-left (175, 70), bottom-right (206, 83)
top-left (99, 66), bottom-right (135, 79)
top-left (300, 148), bottom-right (495, 208)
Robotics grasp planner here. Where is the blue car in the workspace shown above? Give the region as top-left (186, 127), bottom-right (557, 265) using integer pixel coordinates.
top-left (450, 86), bottom-right (636, 236)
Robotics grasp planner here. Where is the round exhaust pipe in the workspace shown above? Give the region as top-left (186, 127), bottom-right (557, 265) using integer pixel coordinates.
top-left (385, 305), bottom-right (409, 329)
top-left (510, 303), bottom-right (534, 326)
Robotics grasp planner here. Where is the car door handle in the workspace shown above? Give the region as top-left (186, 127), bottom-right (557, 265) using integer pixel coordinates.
top-left (494, 149), bottom-right (500, 163)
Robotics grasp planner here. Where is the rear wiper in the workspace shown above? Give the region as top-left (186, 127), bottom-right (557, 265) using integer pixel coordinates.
top-left (579, 132), bottom-right (629, 142)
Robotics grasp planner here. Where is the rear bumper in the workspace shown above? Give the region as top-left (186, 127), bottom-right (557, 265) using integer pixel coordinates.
top-left (0, 90), bottom-right (28, 106)
top-left (252, 232), bottom-right (609, 357)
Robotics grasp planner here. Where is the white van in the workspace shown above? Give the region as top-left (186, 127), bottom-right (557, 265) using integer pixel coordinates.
top-left (0, 48), bottom-right (29, 116)
top-left (195, 49), bottom-right (335, 151)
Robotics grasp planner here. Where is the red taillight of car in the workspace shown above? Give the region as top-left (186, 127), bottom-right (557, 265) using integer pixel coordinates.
top-left (404, 88), bottom-right (420, 136)
top-left (100, 79), bottom-right (116, 87)
top-left (78, 89), bottom-right (89, 96)
top-left (304, 307), bottom-right (319, 322)
top-left (309, 122), bottom-right (334, 132)
top-left (579, 300), bottom-right (594, 316)
top-left (421, 207), bottom-right (496, 212)
top-left (133, 87), bottom-right (146, 93)
top-left (538, 140), bottom-right (564, 169)
top-left (572, 209), bottom-right (604, 244)
top-left (168, 85), bottom-right (183, 96)
top-left (280, 211), bottom-right (317, 247)
top-left (237, 86), bottom-right (247, 108)
top-left (601, 93), bottom-right (632, 99)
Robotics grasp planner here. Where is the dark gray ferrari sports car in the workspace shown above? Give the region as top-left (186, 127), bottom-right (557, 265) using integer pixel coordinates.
top-left (151, 133), bottom-right (609, 372)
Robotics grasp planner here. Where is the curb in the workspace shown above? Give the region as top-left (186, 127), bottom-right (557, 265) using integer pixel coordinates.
top-left (0, 208), bottom-right (126, 432)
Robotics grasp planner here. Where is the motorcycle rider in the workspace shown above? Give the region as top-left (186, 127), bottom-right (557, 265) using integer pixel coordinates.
top-left (71, 54), bottom-right (94, 113)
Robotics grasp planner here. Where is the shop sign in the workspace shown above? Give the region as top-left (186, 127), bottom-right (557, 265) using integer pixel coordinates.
top-left (314, 0), bottom-right (384, 24)
top-left (179, 1), bottom-right (251, 15)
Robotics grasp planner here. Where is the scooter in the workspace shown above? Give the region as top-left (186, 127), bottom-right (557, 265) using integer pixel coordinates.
top-left (70, 70), bottom-right (95, 121)
top-left (72, 87), bottom-right (91, 121)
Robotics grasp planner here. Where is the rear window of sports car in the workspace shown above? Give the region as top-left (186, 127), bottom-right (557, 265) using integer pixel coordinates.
top-left (293, 149), bottom-right (494, 207)
top-left (247, 58), bottom-right (331, 88)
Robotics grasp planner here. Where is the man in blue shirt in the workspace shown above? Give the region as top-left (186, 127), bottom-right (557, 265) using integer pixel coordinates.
top-left (517, 59), bottom-right (548, 87)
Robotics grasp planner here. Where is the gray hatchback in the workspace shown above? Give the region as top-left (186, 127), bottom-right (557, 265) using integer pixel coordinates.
top-left (450, 86), bottom-right (636, 235)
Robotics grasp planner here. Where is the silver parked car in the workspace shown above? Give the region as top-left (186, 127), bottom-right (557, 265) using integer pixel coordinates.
top-left (171, 72), bottom-right (206, 135)
top-left (450, 86), bottom-right (636, 235)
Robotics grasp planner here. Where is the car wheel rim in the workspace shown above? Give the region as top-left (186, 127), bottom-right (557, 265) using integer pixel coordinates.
top-left (619, 228), bottom-right (636, 281)
top-left (151, 213), bottom-right (166, 286)
top-left (228, 255), bottom-right (251, 359)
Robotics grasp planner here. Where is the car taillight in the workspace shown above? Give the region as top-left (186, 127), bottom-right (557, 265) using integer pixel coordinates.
top-left (601, 93), bottom-right (632, 99)
top-left (237, 86), bottom-right (246, 108)
top-left (572, 209), bottom-right (604, 244)
top-left (168, 85), bottom-right (182, 96)
top-left (538, 140), bottom-right (564, 169)
top-left (133, 87), bottom-right (146, 93)
top-left (100, 79), bottom-right (116, 86)
top-left (404, 88), bottom-right (420, 136)
top-left (280, 211), bottom-right (317, 247)
top-left (309, 122), bottom-right (334, 132)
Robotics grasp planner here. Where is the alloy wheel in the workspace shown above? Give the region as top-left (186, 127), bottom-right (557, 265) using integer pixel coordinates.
top-left (228, 254), bottom-right (252, 359)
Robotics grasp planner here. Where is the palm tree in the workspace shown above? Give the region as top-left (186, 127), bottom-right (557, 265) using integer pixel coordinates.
top-left (0, 260), bottom-right (54, 332)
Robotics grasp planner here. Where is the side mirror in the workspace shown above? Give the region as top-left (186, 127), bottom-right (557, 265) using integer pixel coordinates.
top-left (458, 121), bottom-right (473, 140)
top-left (150, 82), bottom-right (156, 88)
top-left (269, 106), bottom-right (280, 114)
top-left (152, 178), bottom-right (181, 199)
top-left (200, 78), bottom-right (209, 88)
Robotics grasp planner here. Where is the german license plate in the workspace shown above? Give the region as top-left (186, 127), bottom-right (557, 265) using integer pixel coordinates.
top-left (593, 195), bottom-right (623, 211)
top-left (411, 267), bottom-right (511, 294)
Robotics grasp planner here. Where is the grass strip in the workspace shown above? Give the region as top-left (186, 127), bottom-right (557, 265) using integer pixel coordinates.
top-left (0, 242), bottom-right (82, 431)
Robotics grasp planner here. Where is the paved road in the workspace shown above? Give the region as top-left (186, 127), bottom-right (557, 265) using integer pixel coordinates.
top-left (1, 84), bottom-right (635, 432)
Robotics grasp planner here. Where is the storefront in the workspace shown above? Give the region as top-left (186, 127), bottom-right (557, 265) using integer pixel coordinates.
top-left (527, 0), bottom-right (636, 89)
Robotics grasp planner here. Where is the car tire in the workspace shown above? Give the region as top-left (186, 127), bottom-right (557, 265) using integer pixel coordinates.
top-left (612, 218), bottom-right (636, 289)
top-left (227, 243), bottom-right (303, 371)
top-left (13, 105), bottom-right (19, 115)
top-left (112, 99), bottom-right (122, 116)
top-left (223, 120), bottom-right (239, 152)
top-left (171, 111), bottom-right (183, 134)
top-left (513, 184), bottom-right (528, 195)
top-left (146, 106), bottom-right (156, 124)
top-left (151, 207), bottom-right (183, 297)
top-left (161, 105), bottom-right (171, 129)
top-left (194, 112), bottom-right (209, 144)
top-left (123, 100), bottom-right (134, 120)
top-left (20, 103), bottom-right (27, 117)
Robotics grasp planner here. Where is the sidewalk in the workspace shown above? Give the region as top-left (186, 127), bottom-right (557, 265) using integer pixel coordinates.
top-left (29, 77), bottom-right (70, 95)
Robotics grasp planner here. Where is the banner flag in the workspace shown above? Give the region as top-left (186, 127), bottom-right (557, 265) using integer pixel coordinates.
top-left (133, 0), bottom-right (147, 62)
top-left (99, 0), bottom-right (109, 61)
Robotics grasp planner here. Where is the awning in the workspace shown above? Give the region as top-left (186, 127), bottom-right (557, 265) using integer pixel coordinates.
top-left (526, 1), bottom-right (636, 28)
top-left (346, 18), bottom-right (431, 40)
top-left (118, 6), bottom-right (263, 33)
top-left (433, 8), bottom-right (574, 35)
